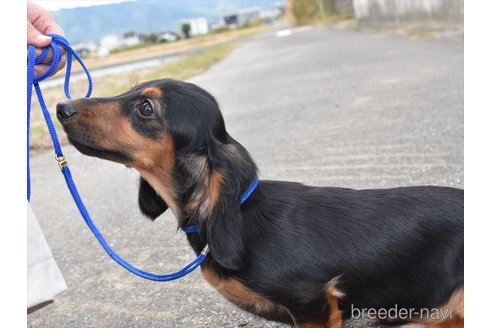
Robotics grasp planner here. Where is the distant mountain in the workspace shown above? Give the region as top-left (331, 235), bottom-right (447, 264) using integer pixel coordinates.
top-left (52, 0), bottom-right (282, 43)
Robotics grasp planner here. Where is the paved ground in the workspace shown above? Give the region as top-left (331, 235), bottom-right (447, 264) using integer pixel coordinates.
top-left (28, 24), bottom-right (463, 328)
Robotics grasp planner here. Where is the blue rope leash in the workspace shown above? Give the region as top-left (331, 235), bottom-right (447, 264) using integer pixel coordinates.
top-left (27, 35), bottom-right (259, 282)
top-left (27, 35), bottom-right (208, 282)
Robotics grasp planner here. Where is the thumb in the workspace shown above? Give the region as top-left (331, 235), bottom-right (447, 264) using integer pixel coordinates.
top-left (27, 21), bottom-right (52, 47)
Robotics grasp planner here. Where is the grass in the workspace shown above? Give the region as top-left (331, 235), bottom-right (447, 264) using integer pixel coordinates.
top-left (97, 42), bottom-right (237, 97)
top-left (29, 39), bottom-right (241, 154)
top-left (74, 25), bottom-right (266, 72)
top-left (146, 43), bottom-right (237, 80)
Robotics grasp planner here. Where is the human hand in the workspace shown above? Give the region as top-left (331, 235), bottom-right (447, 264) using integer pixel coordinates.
top-left (27, 1), bottom-right (66, 77)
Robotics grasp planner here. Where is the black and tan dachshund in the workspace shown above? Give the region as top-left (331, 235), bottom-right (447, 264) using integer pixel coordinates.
top-left (57, 79), bottom-right (463, 328)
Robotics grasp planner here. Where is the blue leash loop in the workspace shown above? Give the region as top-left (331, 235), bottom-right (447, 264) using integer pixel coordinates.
top-left (27, 35), bottom-right (92, 201)
top-left (28, 35), bottom-right (212, 282)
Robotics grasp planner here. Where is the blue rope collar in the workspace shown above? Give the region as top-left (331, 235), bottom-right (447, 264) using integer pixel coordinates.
top-left (182, 176), bottom-right (259, 233)
top-left (27, 35), bottom-right (259, 282)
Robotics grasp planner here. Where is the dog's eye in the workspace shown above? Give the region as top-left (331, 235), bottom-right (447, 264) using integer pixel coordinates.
top-left (138, 100), bottom-right (154, 117)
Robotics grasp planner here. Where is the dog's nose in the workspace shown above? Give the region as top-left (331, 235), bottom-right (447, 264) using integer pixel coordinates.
top-left (56, 102), bottom-right (78, 121)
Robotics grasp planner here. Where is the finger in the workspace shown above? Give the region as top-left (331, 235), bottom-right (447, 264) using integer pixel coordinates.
top-left (44, 22), bottom-right (65, 37)
top-left (34, 64), bottom-right (50, 78)
top-left (34, 58), bottom-right (66, 78)
top-left (28, 1), bottom-right (65, 37)
top-left (35, 45), bottom-right (66, 64)
top-left (27, 21), bottom-right (52, 47)
top-left (54, 56), bottom-right (67, 74)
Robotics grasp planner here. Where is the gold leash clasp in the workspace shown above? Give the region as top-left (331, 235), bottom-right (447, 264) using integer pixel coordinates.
top-left (201, 244), bottom-right (210, 256)
top-left (55, 155), bottom-right (68, 170)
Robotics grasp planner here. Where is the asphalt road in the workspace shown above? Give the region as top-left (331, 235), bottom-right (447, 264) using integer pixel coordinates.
top-left (28, 25), bottom-right (463, 328)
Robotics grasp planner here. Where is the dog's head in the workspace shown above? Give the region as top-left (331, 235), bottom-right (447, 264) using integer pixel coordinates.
top-left (57, 78), bottom-right (256, 270)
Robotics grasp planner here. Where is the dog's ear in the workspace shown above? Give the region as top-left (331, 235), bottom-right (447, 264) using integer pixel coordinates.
top-left (138, 177), bottom-right (168, 220)
top-left (206, 192), bottom-right (245, 271)
top-left (205, 136), bottom-right (251, 271)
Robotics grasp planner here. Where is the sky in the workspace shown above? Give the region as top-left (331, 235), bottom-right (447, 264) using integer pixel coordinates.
top-left (34, 0), bottom-right (283, 12)
top-left (35, 0), bottom-right (283, 42)
top-left (35, 0), bottom-right (133, 11)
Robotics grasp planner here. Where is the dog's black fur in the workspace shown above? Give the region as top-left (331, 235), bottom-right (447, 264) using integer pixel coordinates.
top-left (57, 79), bottom-right (464, 327)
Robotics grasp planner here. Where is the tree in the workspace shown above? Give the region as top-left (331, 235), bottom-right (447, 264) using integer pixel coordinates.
top-left (143, 33), bottom-right (158, 44)
top-left (287, 0), bottom-right (338, 26)
top-left (181, 22), bottom-right (191, 39)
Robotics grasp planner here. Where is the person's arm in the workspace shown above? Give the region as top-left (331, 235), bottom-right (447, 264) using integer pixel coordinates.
top-left (27, 1), bottom-right (66, 77)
